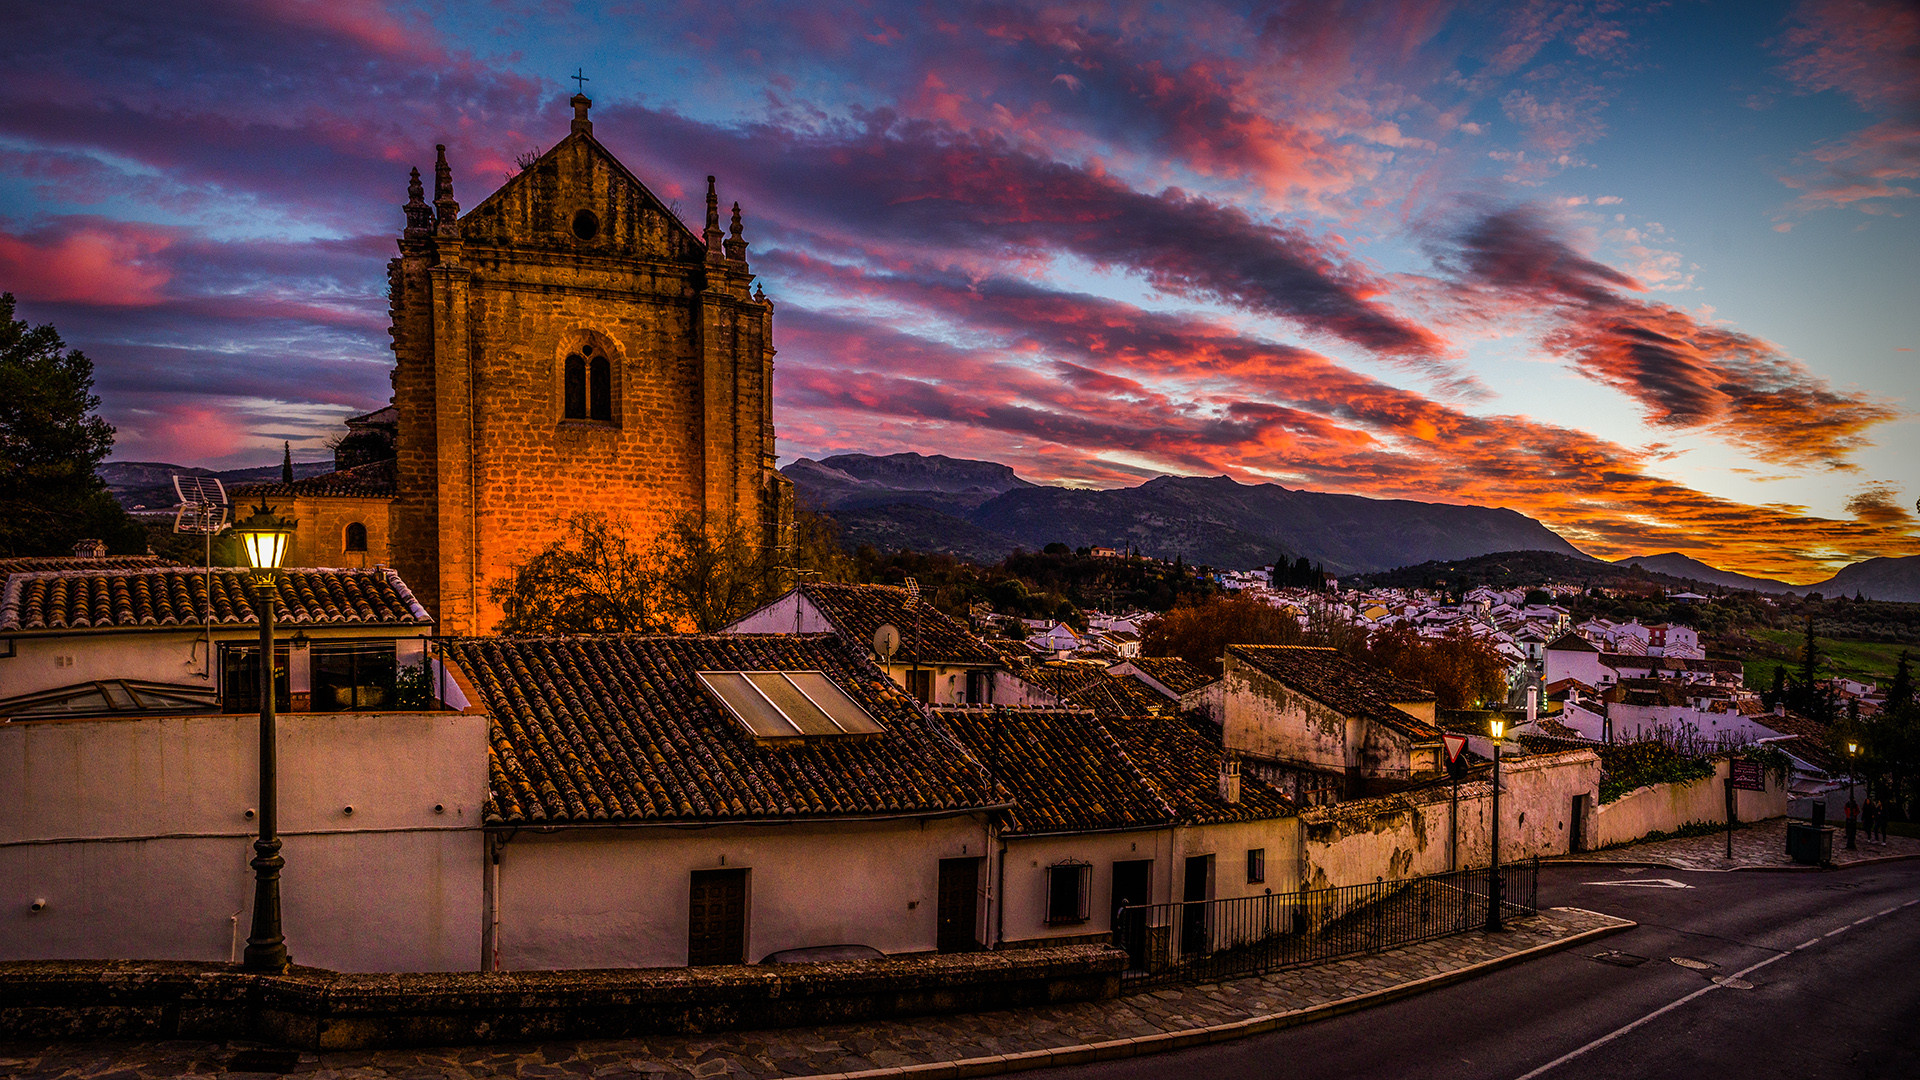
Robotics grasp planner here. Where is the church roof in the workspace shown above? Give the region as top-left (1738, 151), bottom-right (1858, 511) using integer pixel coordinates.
top-left (800, 583), bottom-right (1002, 665)
top-left (1227, 644), bottom-right (1444, 743)
top-left (446, 634), bottom-right (1000, 826)
top-left (231, 458), bottom-right (395, 499)
top-left (0, 566), bottom-right (431, 633)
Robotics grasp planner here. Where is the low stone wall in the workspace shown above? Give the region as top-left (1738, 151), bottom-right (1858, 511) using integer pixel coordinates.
top-left (1593, 757), bottom-right (1788, 849)
top-left (0, 946), bottom-right (1124, 1050)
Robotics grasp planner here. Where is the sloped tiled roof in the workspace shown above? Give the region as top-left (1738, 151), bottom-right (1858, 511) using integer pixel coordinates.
top-left (0, 566), bottom-right (431, 632)
top-left (1105, 713), bottom-right (1295, 825)
top-left (938, 708), bottom-right (1171, 834)
top-left (447, 634), bottom-right (1000, 826)
top-left (1545, 631), bottom-right (1599, 653)
top-left (1227, 644), bottom-right (1444, 743)
top-left (0, 555), bottom-right (174, 576)
top-left (1017, 662), bottom-right (1172, 717)
top-left (801, 583), bottom-right (1001, 665)
top-left (1124, 656), bottom-right (1218, 696)
top-left (1601, 653), bottom-right (1743, 675)
top-left (231, 458), bottom-right (395, 499)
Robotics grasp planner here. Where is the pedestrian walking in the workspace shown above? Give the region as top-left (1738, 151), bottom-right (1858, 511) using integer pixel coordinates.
top-left (1860, 796), bottom-right (1878, 846)
top-left (1871, 796), bottom-right (1889, 843)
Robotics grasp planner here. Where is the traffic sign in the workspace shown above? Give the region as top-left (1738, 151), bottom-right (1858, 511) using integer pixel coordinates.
top-left (1442, 732), bottom-right (1469, 763)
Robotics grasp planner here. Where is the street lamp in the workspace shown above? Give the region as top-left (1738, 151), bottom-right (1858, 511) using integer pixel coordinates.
top-left (1845, 740), bottom-right (1859, 852)
top-left (1486, 716), bottom-right (1506, 932)
top-left (234, 500), bottom-right (294, 973)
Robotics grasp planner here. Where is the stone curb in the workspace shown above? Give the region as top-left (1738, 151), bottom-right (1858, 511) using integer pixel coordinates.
top-left (792, 911), bottom-right (1636, 1080)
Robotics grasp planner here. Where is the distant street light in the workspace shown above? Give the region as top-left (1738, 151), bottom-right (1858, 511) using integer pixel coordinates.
top-left (1486, 716), bottom-right (1507, 932)
top-left (1845, 741), bottom-right (1859, 852)
top-left (234, 501), bottom-right (295, 973)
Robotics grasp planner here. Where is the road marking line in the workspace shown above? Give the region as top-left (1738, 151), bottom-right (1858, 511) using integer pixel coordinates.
top-left (1513, 901), bottom-right (1909, 1080)
top-left (1852, 915), bottom-right (1875, 925)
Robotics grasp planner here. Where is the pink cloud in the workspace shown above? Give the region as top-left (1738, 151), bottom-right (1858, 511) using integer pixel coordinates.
top-left (0, 219), bottom-right (174, 306)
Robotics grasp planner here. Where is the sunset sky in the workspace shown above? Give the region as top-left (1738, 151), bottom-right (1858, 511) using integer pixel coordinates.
top-left (2, 1), bottom-right (1915, 580)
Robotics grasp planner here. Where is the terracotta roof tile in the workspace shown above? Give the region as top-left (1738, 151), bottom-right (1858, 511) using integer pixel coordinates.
top-left (0, 555), bottom-right (175, 575)
top-left (231, 458), bottom-right (395, 499)
top-left (0, 567), bottom-right (431, 632)
top-left (447, 634), bottom-right (1001, 826)
top-left (937, 707), bottom-right (1171, 834)
top-left (1106, 713), bottom-right (1296, 826)
top-left (1016, 662), bottom-right (1172, 717)
top-left (1124, 656), bottom-right (1218, 696)
top-left (1228, 644), bottom-right (1444, 743)
top-left (801, 583), bottom-right (1001, 665)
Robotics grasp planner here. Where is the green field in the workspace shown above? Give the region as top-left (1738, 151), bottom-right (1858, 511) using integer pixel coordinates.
top-left (1739, 627), bottom-right (1911, 689)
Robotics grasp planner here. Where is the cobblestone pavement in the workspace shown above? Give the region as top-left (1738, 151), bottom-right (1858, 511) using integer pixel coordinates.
top-left (0, 908), bottom-right (1625, 1079)
top-left (1552, 816), bottom-right (1920, 872)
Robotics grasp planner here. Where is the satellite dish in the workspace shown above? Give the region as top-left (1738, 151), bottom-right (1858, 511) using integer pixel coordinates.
top-left (872, 623), bottom-right (901, 660)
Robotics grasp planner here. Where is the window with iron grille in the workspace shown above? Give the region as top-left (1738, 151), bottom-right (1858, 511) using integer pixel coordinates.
top-left (1046, 861), bottom-right (1092, 925)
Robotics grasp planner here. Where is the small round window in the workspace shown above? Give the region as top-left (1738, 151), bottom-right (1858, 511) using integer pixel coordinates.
top-left (571, 209), bottom-right (600, 240)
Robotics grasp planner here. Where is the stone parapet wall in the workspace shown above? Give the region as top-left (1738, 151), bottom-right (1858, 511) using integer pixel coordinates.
top-left (0, 946), bottom-right (1125, 1050)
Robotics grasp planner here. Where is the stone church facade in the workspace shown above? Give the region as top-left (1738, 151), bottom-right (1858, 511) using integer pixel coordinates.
top-left (387, 95), bottom-right (789, 634)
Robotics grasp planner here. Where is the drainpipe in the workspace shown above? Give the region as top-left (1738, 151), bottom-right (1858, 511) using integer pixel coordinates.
top-left (994, 827), bottom-right (1008, 949)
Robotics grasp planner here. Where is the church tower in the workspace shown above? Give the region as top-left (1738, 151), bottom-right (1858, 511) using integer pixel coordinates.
top-left (388, 95), bottom-right (789, 634)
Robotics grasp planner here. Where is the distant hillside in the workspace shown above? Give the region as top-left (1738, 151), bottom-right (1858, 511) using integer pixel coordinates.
top-left (1613, 553), bottom-right (1795, 594)
top-left (1349, 550), bottom-right (1697, 591)
top-left (100, 460), bottom-right (335, 511)
top-left (1815, 555), bottom-right (1920, 603)
top-left (784, 454), bottom-right (1588, 572)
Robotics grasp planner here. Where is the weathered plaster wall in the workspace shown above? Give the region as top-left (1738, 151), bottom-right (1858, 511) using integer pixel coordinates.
top-left (1222, 658), bottom-right (1357, 775)
top-left (0, 711), bottom-right (487, 971)
top-left (1594, 757), bottom-right (1788, 849)
top-left (1298, 750), bottom-right (1601, 890)
top-left (495, 814), bottom-right (991, 969)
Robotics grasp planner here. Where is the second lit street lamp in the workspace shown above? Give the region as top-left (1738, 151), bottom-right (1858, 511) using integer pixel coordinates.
top-left (234, 500), bottom-right (295, 973)
top-left (1486, 715), bottom-right (1506, 932)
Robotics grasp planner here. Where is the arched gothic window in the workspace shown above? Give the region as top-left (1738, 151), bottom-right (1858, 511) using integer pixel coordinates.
top-left (564, 354), bottom-right (588, 419)
top-left (589, 355), bottom-right (612, 421)
top-left (344, 522), bottom-right (368, 552)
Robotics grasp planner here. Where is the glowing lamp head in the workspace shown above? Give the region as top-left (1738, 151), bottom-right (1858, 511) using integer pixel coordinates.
top-left (233, 501), bottom-right (295, 584)
top-left (1848, 741), bottom-right (1859, 756)
top-left (1488, 717), bottom-right (1506, 742)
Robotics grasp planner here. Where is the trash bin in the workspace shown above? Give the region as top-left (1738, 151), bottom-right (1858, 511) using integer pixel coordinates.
top-left (1786, 821), bottom-right (1833, 865)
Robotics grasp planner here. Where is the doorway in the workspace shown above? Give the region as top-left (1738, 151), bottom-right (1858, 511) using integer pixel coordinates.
top-left (1112, 859), bottom-right (1152, 969)
top-left (937, 857), bottom-right (982, 951)
top-left (688, 868), bottom-right (748, 966)
top-left (1181, 854), bottom-right (1212, 958)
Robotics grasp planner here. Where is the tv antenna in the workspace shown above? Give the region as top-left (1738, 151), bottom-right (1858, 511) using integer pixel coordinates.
top-left (172, 474), bottom-right (230, 680)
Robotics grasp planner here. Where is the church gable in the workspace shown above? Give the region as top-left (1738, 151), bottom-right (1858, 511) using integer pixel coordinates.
top-left (458, 103), bottom-right (703, 262)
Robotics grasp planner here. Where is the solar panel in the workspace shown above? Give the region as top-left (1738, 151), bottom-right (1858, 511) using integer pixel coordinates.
top-left (698, 670), bottom-right (885, 740)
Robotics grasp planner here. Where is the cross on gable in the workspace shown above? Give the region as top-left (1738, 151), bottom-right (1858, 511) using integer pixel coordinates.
top-left (572, 68), bottom-right (590, 93)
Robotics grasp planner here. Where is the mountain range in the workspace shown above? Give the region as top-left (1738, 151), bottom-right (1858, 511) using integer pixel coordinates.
top-left (786, 453), bottom-right (1920, 602)
top-left (99, 460), bottom-right (337, 512)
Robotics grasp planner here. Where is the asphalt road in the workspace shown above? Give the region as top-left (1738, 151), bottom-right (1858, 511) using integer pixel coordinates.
top-left (1036, 861), bottom-right (1920, 1080)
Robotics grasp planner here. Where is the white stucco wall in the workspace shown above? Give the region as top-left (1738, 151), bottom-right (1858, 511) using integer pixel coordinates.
top-left (0, 710), bottom-right (487, 972)
top-left (494, 813), bottom-right (993, 969)
top-left (1594, 757), bottom-right (1789, 849)
top-left (1601, 702), bottom-right (1781, 746)
top-left (2, 628), bottom-right (429, 704)
top-left (1545, 647), bottom-right (1608, 689)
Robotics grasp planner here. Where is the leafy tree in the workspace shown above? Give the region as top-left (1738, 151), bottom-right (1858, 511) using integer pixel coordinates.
top-left (0, 294), bottom-right (144, 556)
top-left (1140, 591), bottom-right (1306, 673)
top-left (1350, 623), bottom-right (1510, 709)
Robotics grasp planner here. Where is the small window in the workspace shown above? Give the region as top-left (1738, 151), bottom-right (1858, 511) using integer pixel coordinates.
top-left (571, 208), bottom-right (600, 240)
top-left (344, 522), bottom-right (368, 552)
top-left (564, 354), bottom-right (587, 419)
top-left (906, 668), bottom-right (933, 703)
top-left (589, 355), bottom-right (612, 421)
top-left (1046, 861), bottom-right (1092, 925)
top-left (1247, 848), bottom-right (1266, 884)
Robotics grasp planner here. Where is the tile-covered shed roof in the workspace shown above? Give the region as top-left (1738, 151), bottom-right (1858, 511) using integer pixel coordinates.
top-left (0, 566), bottom-right (431, 633)
top-left (1123, 656), bottom-right (1218, 696)
top-left (802, 583), bottom-right (1002, 665)
top-left (447, 634), bottom-right (1001, 826)
top-left (230, 458), bottom-right (396, 499)
top-left (1227, 644), bottom-right (1444, 743)
top-left (939, 707), bottom-right (1293, 835)
top-left (938, 708), bottom-right (1171, 835)
top-left (1016, 661), bottom-right (1173, 717)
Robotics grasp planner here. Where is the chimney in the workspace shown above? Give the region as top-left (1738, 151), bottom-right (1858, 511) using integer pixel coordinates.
top-left (1218, 757), bottom-right (1241, 804)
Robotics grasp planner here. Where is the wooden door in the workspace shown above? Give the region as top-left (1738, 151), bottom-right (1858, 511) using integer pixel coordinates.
top-left (688, 868), bottom-right (748, 966)
top-left (937, 857), bottom-right (981, 951)
top-left (1181, 854), bottom-right (1211, 958)
top-left (1111, 860), bottom-right (1152, 969)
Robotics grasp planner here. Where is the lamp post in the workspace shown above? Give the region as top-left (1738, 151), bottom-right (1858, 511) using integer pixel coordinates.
top-left (1486, 716), bottom-right (1506, 932)
top-left (1845, 741), bottom-right (1859, 852)
top-left (234, 501), bottom-right (294, 973)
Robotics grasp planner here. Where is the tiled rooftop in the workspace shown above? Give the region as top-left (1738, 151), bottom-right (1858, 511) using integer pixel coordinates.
top-left (1123, 656), bottom-right (1218, 696)
top-left (1016, 661), bottom-right (1173, 717)
top-left (230, 458), bottom-right (396, 499)
top-left (0, 555), bottom-right (176, 576)
top-left (446, 634), bottom-right (1001, 826)
top-left (938, 707), bottom-right (1292, 835)
top-left (802, 583), bottom-right (1002, 665)
top-left (1227, 644), bottom-right (1444, 743)
top-left (0, 566), bottom-right (432, 632)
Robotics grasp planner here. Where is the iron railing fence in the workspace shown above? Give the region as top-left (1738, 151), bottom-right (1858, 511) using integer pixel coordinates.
top-left (1113, 858), bottom-right (1538, 988)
